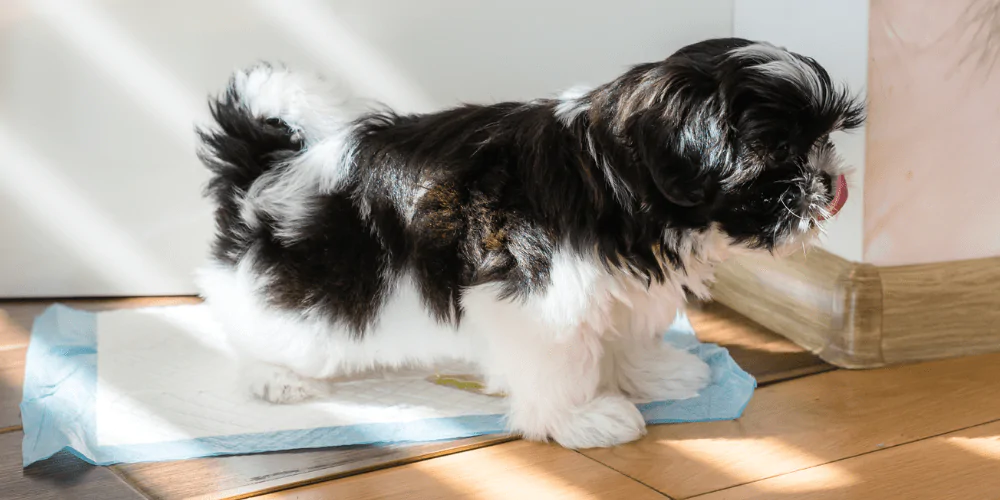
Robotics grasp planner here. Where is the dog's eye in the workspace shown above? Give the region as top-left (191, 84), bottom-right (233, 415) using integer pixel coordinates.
top-left (773, 145), bottom-right (792, 161)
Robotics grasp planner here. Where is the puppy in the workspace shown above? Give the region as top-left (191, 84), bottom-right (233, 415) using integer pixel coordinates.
top-left (195, 38), bottom-right (863, 449)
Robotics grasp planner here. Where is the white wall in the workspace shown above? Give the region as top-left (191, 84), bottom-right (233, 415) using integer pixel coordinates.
top-left (733, 0), bottom-right (870, 262)
top-left (0, 0), bottom-right (733, 297)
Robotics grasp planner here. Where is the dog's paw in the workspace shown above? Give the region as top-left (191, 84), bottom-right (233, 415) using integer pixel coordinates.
top-left (618, 344), bottom-right (712, 403)
top-left (242, 363), bottom-right (325, 404)
top-left (548, 395), bottom-right (647, 449)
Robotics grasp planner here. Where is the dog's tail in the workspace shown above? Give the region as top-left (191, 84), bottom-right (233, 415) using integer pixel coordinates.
top-left (198, 64), bottom-right (344, 207)
top-left (198, 64), bottom-right (361, 247)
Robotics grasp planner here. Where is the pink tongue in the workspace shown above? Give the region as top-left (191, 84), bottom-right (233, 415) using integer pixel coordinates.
top-left (820, 175), bottom-right (848, 220)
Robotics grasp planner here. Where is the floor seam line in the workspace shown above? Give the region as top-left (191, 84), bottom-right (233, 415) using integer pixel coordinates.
top-left (684, 416), bottom-right (1000, 498)
top-left (575, 450), bottom-right (674, 499)
top-left (107, 464), bottom-right (155, 500)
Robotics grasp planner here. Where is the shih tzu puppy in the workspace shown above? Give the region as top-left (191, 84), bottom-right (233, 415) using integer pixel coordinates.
top-left (195, 38), bottom-right (862, 448)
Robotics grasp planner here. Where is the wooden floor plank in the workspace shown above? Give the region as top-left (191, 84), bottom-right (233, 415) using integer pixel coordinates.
top-left (581, 351), bottom-right (1000, 499)
top-left (691, 419), bottom-right (1000, 500)
top-left (259, 440), bottom-right (668, 500)
top-left (114, 435), bottom-right (515, 500)
top-left (0, 346), bottom-right (26, 432)
top-left (0, 431), bottom-right (144, 500)
top-left (0, 307), bottom-right (31, 432)
top-left (0, 308), bottom-right (32, 352)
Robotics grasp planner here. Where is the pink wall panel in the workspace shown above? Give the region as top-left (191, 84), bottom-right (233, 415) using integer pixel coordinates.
top-left (865, 0), bottom-right (1000, 266)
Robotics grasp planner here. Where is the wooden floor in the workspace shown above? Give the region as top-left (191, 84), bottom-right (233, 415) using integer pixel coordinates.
top-left (2, 299), bottom-right (999, 499)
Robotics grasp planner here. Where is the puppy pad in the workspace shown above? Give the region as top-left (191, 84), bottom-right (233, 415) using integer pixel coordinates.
top-left (21, 304), bottom-right (756, 466)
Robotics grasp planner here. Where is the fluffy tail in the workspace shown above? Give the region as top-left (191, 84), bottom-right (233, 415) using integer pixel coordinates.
top-left (198, 64), bottom-right (352, 258)
top-left (198, 64), bottom-right (338, 208)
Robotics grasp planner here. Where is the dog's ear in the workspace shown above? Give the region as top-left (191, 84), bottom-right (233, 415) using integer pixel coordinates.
top-left (646, 153), bottom-right (708, 208)
top-left (628, 110), bottom-right (712, 208)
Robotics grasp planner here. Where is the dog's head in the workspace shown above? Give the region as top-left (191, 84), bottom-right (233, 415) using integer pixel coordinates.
top-left (592, 38), bottom-right (864, 252)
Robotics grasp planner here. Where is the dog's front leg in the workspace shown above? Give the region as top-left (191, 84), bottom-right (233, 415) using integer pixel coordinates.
top-left (482, 324), bottom-right (646, 449)
top-left (612, 335), bottom-right (712, 403)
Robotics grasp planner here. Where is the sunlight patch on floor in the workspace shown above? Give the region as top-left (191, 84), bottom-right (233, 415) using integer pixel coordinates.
top-left (657, 435), bottom-right (857, 493)
top-left (408, 445), bottom-right (598, 500)
top-left (945, 435), bottom-right (1000, 460)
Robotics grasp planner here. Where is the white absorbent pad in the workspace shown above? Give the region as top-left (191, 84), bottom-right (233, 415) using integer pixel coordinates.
top-left (20, 304), bottom-right (756, 465)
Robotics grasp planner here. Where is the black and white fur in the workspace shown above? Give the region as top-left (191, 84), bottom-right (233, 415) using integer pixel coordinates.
top-left (196, 38), bottom-right (864, 448)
